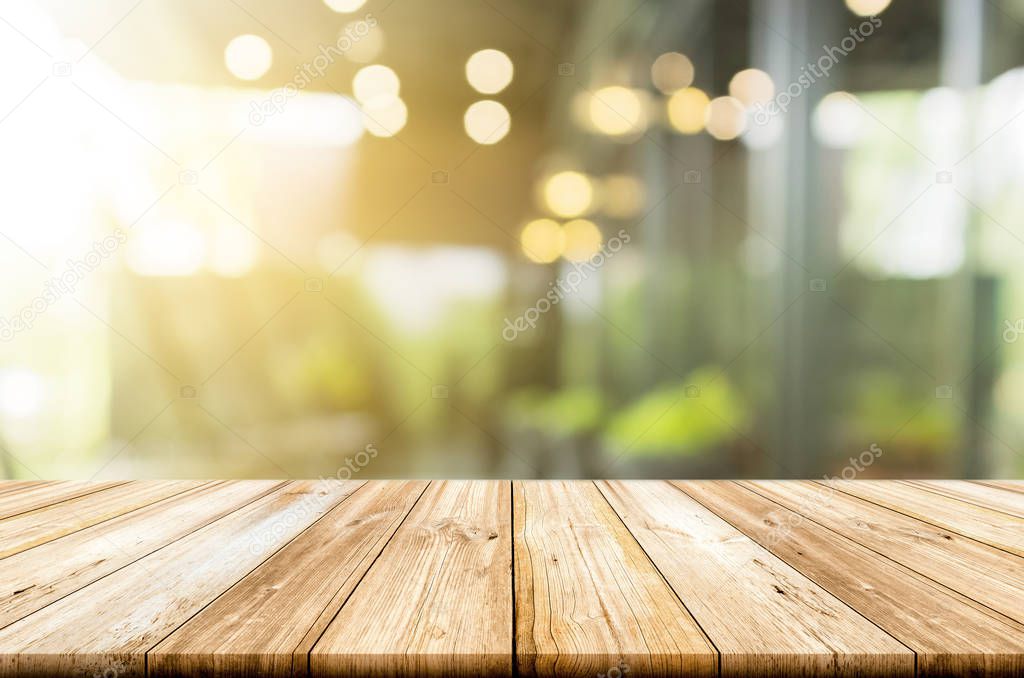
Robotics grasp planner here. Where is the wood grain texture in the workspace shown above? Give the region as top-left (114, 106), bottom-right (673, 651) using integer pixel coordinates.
top-left (0, 479), bottom-right (1021, 677)
top-left (975, 480), bottom-right (1024, 495)
top-left (904, 480), bottom-right (1024, 518)
top-left (0, 482), bottom-right (50, 498)
top-left (600, 480), bottom-right (912, 677)
top-left (0, 480), bottom-right (206, 559)
top-left (150, 480), bottom-right (428, 677)
top-left (740, 480), bottom-right (1024, 624)
top-left (677, 480), bottom-right (1024, 677)
top-left (822, 479), bottom-right (1024, 557)
top-left (0, 481), bottom-right (125, 519)
top-left (310, 480), bottom-right (512, 678)
top-left (514, 480), bottom-right (717, 678)
top-left (0, 480), bottom-right (281, 629)
top-left (0, 480), bottom-right (361, 677)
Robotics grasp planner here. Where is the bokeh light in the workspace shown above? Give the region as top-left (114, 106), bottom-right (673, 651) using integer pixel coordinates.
top-left (465, 49), bottom-right (514, 94)
top-left (362, 97), bottom-right (408, 137)
top-left (813, 91), bottom-right (867, 148)
top-left (542, 171), bottom-right (594, 218)
top-left (324, 0), bottom-right (367, 13)
top-left (741, 113), bottom-right (783, 150)
top-left (128, 221), bottom-right (206, 276)
top-left (845, 0), bottom-right (892, 16)
top-left (562, 219), bottom-right (603, 261)
top-left (729, 69), bottom-right (775, 107)
top-left (353, 65), bottom-right (400, 106)
top-left (651, 52), bottom-right (694, 94)
top-left (257, 92), bottom-right (364, 147)
top-left (463, 100), bottom-right (510, 144)
top-left (705, 96), bottom-right (747, 140)
top-left (0, 0), bottom-right (1010, 489)
top-left (588, 86), bottom-right (647, 136)
top-left (666, 87), bottom-right (709, 134)
top-left (223, 35), bottom-right (272, 81)
top-left (520, 218), bottom-right (565, 263)
top-left (0, 369), bottom-right (45, 419)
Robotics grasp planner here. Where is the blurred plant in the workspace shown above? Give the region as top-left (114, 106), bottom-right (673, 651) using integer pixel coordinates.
top-left (848, 371), bottom-right (957, 449)
top-left (503, 386), bottom-right (606, 435)
top-left (603, 366), bottom-right (747, 456)
top-left (533, 387), bottom-right (606, 437)
top-left (278, 335), bottom-right (373, 413)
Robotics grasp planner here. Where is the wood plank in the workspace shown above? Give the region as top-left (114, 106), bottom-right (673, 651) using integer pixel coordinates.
top-left (0, 480), bottom-right (283, 630)
top-left (0, 481), bottom-right (125, 519)
top-left (0, 479), bottom-right (1020, 675)
top-left (821, 479), bottom-right (1024, 557)
top-left (904, 480), bottom-right (1024, 518)
top-left (310, 480), bottom-right (512, 678)
top-left (0, 480), bottom-right (363, 677)
top-left (975, 480), bottom-right (1024, 495)
top-left (0, 480), bottom-right (207, 559)
top-left (676, 480), bottom-right (1024, 676)
top-left (513, 480), bottom-right (717, 678)
top-left (600, 480), bottom-right (912, 677)
top-left (739, 480), bottom-right (1024, 624)
top-left (0, 482), bottom-right (51, 498)
top-left (149, 480), bottom-right (428, 677)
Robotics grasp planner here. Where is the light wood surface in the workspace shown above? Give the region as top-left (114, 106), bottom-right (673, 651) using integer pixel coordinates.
top-left (0, 479), bottom-right (1022, 677)
top-left (0, 481), bottom-right (49, 498)
top-left (0, 480), bottom-right (282, 629)
top-left (904, 480), bottom-right (1024, 518)
top-left (0, 479), bottom-right (206, 559)
top-left (515, 480), bottom-right (717, 678)
top-left (0, 480), bottom-right (125, 519)
top-left (150, 480), bottom-right (427, 677)
top-left (0, 480), bottom-right (359, 677)
top-left (600, 480), bottom-right (912, 677)
top-left (740, 480), bottom-right (1024, 624)
top-left (822, 479), bottom-right (1024, 557)
top-left (975, 480), bottom-right (1024, 495)
top-left (310, 480), bottom-right (512, 677)
top-left (676, 480), bottom-right (1024, 676)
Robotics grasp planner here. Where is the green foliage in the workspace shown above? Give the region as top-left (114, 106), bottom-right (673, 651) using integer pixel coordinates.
top-left (280, 336), bottom-right (371, 412)
top-left (849, 371), bottom-right (957, 447)
top-left (533, 387), bottom-right (606, 437)
top-left (603, 366), bottom-right (748, 456)
top-left (503, 387), bottom-right (605, 437)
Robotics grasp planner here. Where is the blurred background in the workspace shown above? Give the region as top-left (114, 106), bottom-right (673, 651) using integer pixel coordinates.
top-left (1, 0), bottom-right (1023, 480)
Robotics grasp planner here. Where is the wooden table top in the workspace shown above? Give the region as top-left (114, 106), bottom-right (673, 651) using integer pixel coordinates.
top-left (0, 480), bottom-right (1022, 677)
